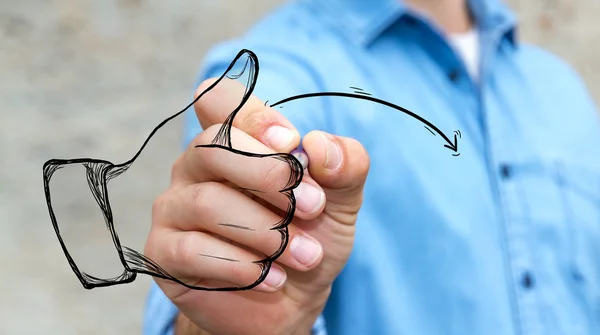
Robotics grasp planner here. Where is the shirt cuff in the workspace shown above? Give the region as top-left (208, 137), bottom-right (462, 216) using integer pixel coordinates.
top-left (142, 281), bottom-right (179, 335)
top-left (312, 314), bottom-right (327, 335)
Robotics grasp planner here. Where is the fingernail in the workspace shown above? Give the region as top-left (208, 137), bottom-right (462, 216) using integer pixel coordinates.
top-left (263, 264), bottom-right (286, 289)
top-left (291, 148), bottom-right (309, 170)
top-left (290, 235), bottom-right (322, 267)
top-left (265, 125), bottom-right (296, 151)
top-left (294, 182), bottom-right (324, 214)
top-left (319, 132), bottom-right (342, 170)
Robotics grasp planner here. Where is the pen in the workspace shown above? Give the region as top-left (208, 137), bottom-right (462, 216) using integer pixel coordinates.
top-left (291, 146), bottom-right (309, 170)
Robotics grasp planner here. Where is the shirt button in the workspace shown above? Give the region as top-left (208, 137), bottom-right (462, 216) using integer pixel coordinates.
top-left (447, 68), bottom-right (460, 82)
top-left (499, 164), bottom-right (512, 179)
top-left (521, 271), bottom-right (534, 289)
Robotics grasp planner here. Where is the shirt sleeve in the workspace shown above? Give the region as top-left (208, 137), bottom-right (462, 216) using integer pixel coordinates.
top-left (142, 282), bottom-right (178, 335)
top-left (143, 41), bottom-right (330, 335)
top-left (312, 314), bottom-right (328, 335)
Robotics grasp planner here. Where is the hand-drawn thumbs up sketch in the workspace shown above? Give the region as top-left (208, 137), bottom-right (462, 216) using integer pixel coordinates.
top-left (42, 48), bottom-right (461, 291)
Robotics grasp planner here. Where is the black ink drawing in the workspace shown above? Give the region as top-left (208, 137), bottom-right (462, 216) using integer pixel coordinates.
top-left (42, 49), bottom-right (460, 291)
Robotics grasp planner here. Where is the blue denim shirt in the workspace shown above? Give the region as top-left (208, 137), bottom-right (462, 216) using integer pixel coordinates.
top-left (143, 0), bottom-right (600, 334)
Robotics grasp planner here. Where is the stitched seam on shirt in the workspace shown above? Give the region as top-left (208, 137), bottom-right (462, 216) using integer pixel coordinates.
top-left (477, 30), bottom-right (524, 335)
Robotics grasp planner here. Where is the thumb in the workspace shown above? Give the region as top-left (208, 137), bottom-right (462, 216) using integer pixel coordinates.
top-left (302, 131), bottom-right (370, 223)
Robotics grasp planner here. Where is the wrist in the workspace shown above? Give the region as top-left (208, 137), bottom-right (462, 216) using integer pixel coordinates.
top-left (289, 294), bottom-right (329, 335)
top-left (174, 312), bottom-right (211, 335)
top-left (289, 316), bottom-right (317, 335)
top-left (173, 287), bottom-right (330, 335)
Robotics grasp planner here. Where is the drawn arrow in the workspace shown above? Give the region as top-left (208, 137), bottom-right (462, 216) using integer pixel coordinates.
top-left (270, 92), bottom-right (460, 156)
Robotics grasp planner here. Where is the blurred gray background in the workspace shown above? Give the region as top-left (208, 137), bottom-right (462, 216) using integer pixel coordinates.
top-left (0, 0), bottom-right (598, 334)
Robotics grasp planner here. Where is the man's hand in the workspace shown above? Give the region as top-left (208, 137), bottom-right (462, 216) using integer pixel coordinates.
top-left (144, 78), bottom-right (370, 335)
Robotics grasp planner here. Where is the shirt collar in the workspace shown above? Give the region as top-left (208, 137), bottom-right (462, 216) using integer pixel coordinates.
top-left (301, 0), bottom-right (517, 47)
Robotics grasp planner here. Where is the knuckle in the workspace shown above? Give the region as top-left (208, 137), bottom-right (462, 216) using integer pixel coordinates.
top-left (259, 157), bottom-right (290, 191)
top-left (190, 182), bottom-right (222, 219)
top-left (239, 108), bottom-right (270, 135)
top-left (190, 182), bottom-right (210, 210)
top-left (227, 259), bottom-right (244, 279)
top-left (143, 228), bottom-right (159, 259)
top-left (226, 258), bottom-right (254, 285)
top-left (151, 192), bottom-right (169, 224)
top-left (170, 155), bottom-right (185, 182)
top-left (172, 233), bottom-right (195, 266)
top-left (264, 228), bottom-right (287, 257)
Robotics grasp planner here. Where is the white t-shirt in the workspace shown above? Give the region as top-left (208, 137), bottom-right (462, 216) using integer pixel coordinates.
top-left (448, 28), bottom-right (480, 82)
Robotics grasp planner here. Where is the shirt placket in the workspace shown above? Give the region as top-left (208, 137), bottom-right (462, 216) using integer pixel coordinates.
top-left (478, 32), bottom-right (542, 335)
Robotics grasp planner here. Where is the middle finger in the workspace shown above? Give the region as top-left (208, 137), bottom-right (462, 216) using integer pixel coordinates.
top-left (161, 181), bottom-right (324, 271)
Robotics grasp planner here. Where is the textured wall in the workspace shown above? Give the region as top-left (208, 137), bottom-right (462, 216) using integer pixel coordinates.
top-left (1, 0), bottom-right (598, 334)
top-left (508, 0), bottom-right (600, 103)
